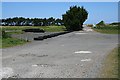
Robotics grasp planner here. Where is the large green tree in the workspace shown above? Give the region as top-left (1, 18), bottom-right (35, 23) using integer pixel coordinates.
top-left (62, 6), bottom-right (88, 31)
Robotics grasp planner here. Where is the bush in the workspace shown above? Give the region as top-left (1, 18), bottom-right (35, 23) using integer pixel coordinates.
top-left (96, 21), bottom-right (106, 27)
top-left (110, 22), bottom-right (120, 25)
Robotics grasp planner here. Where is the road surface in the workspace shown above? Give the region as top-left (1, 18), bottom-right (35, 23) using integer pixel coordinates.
top-left (1, 27), bottom-right (118, 78)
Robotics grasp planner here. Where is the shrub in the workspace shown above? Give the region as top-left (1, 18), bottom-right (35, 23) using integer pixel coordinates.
top-left (96, 21), bottom-right (106, 27)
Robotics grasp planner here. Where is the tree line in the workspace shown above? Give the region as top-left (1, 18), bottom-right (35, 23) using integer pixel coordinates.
top-left (1, 17), bottom-right (63, 26)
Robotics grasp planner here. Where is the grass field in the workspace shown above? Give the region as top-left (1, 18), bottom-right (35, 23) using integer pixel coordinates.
top-left (0, 38), bottom-right (2, 48)
top-left (100, 46), bottom-right (119, 78)
top-left (118, 46), bottom-right (120, 79)
top-left (93, 25), bottom-right (119, 34)
top-left (1, 26), bottom-right (66, 32)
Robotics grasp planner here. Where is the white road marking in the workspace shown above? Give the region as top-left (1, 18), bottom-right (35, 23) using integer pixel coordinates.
top-left (83, 29), bottom-right (93, 32)
top-left (74, 51), bottom-right (92, 54)
top-left (32, 65), bottom-right (38, 67)
top-left (0, 67), bottom-right (14, 78)
top-left (81, 59), bottom-right (91, 62)
top-left (75, 33), bottom-right (87, 34)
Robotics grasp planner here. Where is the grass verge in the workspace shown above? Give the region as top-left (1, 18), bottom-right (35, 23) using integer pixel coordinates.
top-left (100, 46), bottom-right (119, 78)
top-left (93, 29), bottom-right (119, 34)
top-left (93, 25), bottom-right (119, 34)
top-left (118, 46), bottom-right (120, 79)
top-left (1, 37), bottom-right (28, 48)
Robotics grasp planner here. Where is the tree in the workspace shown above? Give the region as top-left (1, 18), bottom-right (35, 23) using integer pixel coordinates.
top-left (96, 20), bottom-right (105, 27)
top-left (42, 18), bottom-right (48, 26)
top-left (62, 6), bottom-right (88, 31)
top-left (47, 17), bottom-right (55, 26)
top-left (55, 18), bottom-right (63, 26)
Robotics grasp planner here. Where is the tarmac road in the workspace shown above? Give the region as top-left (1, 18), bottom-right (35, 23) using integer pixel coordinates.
top-left (2, 27), bottom-right (118, 78)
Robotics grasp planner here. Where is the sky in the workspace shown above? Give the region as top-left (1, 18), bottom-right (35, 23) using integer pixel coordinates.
top-left (1, 0), bottom-right (119, 2)
top-left (2, 2), bottom-right (118, 24)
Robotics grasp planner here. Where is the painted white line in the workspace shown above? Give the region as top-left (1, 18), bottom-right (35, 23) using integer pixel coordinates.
top-left (75, 33), bottom-right (87, 34)
top-left (0, 67), bottom-right (14, 78)
top-left (83, 29), bottom-right (93, 32)
top-left (81, 59), bottom-right (91, 62)
top-left (74, 51), bottom-right (92, 54)
top-left (32, 65), bottom-right (38, 67)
